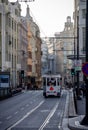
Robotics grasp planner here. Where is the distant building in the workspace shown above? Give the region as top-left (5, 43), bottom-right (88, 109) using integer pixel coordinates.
top-left (55, 16), bottom-right (74, 79)
top-left (46, 37), bottom-right (56, 74)
top-left (25, 5), bottom-right (42, 88)
top-left (41, 40), bottom-right (48, 74)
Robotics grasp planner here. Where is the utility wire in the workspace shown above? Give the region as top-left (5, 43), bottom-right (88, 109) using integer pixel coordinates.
top-left (29, 9), bottom-right (47, 37)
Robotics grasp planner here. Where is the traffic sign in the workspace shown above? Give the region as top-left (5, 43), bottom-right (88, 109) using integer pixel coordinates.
top-left (82, 62), bottom-right (88, 76)
top-left (73, 60), bottom-right (82, 71)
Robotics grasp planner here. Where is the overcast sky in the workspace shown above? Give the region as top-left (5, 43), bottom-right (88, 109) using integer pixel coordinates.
top-left (9, 0), bottom-right (74, 37)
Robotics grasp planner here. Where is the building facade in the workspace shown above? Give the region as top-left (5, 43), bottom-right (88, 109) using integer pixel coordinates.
top-left (74, 0), bottom-right (86, 57)
top-left (0, 0), bottom-right (22, 87)
top-left (19, 16), bottom-right (28, 85)
top-left (25, 5), bottom-right (42, 88)
top-left (73, 0), bottom-right (86, 82)
top-left (55, 16), bottom-right (74, 80)
top-left (41, 40), bottom-right (48, 74)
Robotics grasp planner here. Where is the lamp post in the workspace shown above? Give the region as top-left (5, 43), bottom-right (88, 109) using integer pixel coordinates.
top-left (76, 15), bottom-right (80, 99)
top-left (81, 0), bottom-right (88, 125)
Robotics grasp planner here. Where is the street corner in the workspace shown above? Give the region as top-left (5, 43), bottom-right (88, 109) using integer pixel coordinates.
top-left (68, 115), bottom-right (88, 130)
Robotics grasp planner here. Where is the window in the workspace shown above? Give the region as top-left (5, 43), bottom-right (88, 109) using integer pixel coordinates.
top-left (47, 78), bottom-right (56, 86)
top-left (27, 65), bottom-right (32, 72)
top-left (8, 17), bottom-right (11, 27)
top-left (57, 78), bottom-right (59, 85)
top-left (82, 9), bottom-right (86, 19)
top-left (82, 27), bottom-right (86, 54)
top-left (1, 77), bottom-right (9, 83)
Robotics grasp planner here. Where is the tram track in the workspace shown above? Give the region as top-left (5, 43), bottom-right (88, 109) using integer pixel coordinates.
top-left (5, 90), bottom-right (67, 130)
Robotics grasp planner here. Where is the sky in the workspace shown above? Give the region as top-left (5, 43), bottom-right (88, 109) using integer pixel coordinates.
top-left (9, 0), bottom-right (74, 37)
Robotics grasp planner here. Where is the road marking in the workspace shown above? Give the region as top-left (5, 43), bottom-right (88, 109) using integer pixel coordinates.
top-left (41, 110), bottom-right (49, 113)
top-left (58, 111), bottom-right (64, 129)
top-left (14, 111), bottom-right (18, 115)
top-left (39, 101), bottom-right (59, 130)
top-left (7, 100), bottom-right (44, 130)
top-left (58, 125), bottom-right (61, 128)
top-left (6, 116), bottom-right (12, 120)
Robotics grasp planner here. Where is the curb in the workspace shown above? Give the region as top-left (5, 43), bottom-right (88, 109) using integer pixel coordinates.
top-left (68, 115), bottom-right (88, 130)
top-left (62, 89), bottom-right (77, 130)
top-left (62, 90), bottom-right (70, 130)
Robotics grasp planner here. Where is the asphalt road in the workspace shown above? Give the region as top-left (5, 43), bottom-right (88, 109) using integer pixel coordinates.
top-left (0, 90), bottom-right (68, 130)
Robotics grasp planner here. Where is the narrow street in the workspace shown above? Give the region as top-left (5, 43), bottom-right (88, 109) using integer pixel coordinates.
top-left (0, 89), bottom-right (68, 130)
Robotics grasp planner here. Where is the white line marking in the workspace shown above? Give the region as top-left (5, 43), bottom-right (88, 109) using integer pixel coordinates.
top-left (14, 111), bottom-right (18, 115)
top-left (6, 116), bottom-right (12, 120)
top-left (7, 100), bottom-right (44, 130)
top-left (41, 110), bottom-right (49, 113)
top-left (39, 101), bottom-right (59, 130)
top-left (58, 125), bottom-right (61, 128)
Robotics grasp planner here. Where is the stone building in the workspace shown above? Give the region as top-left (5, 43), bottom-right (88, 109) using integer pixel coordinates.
top-left (19, 16), bottom-right (28, 85)
top-left (0, 0), bottom-right (21, 87)
top-left (25, 5), bottom-right (42, 88)
top-left (55, 16), bottom-right (74, 81)
top-left (41, 40), bottom-right (48, 74)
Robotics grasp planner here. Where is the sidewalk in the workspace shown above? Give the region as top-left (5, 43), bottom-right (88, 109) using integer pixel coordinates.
top-left (68, 92), bottom-right (88, 130)
top-left (62, 89), bottom-right (77, 130)
top-left (77, 96), bottom-right (85, 115)
top-left (62, 89), bottom-right (88, 130)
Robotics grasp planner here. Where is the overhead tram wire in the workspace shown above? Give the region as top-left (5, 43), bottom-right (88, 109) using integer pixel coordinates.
top-left (18, 0), bottom-right (47, 37)
top-left (29, 9), bottom-right (47, 37)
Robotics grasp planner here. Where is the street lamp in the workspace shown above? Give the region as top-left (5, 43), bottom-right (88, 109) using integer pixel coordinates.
top-left (76, 15), bottom-right (80, 99)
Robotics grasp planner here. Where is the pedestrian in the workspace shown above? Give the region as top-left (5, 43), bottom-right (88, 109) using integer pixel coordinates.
top-left (27, 82), bottom-right (31, 90)
top-left (25, 82), bottom-right (27, 91)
